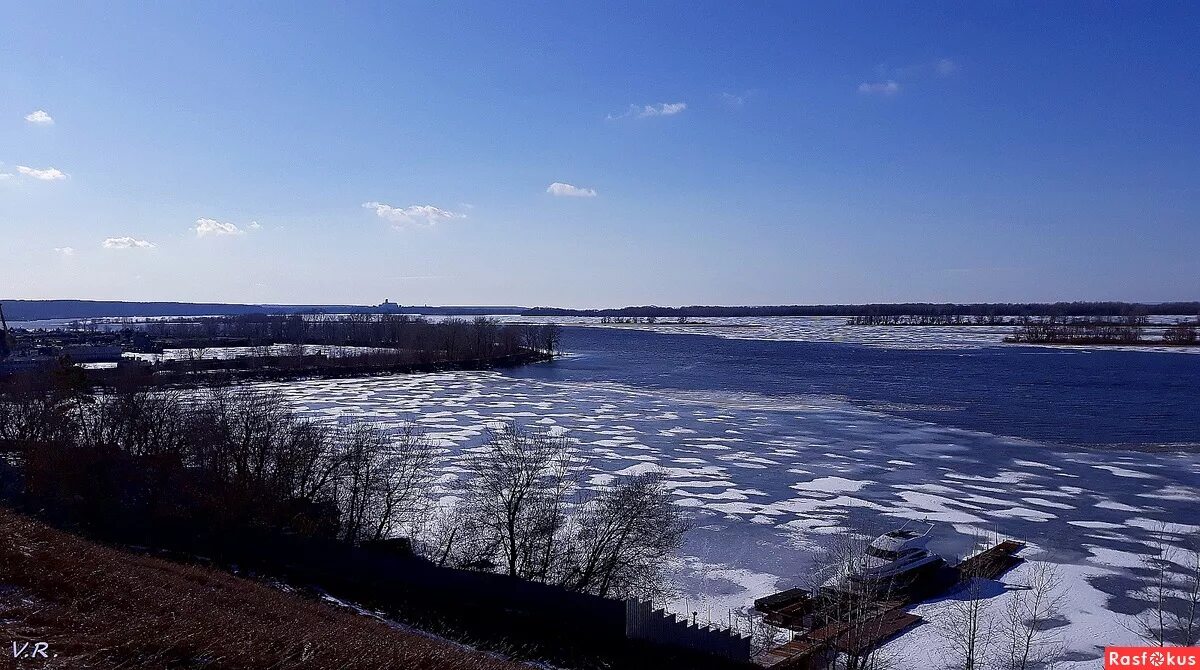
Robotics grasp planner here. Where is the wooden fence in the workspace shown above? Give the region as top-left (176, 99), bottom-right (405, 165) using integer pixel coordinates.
top-left (625, 599), bottom-right (753, 662)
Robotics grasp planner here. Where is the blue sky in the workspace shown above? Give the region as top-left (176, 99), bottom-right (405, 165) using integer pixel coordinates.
top-left (1, 2), bottom-right (1197, 307)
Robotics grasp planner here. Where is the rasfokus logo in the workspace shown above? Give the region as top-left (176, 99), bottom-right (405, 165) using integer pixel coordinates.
top-left (1106, 647), bottom-right (1200, 668)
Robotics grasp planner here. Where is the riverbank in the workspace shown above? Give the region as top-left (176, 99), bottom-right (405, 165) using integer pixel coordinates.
top-left (0, 506), bottom-right (526, 670)
top-left (1003, 338), bottom-right (1200, 348)
top-left (82, 349), bottom-right (556, 388)
top-left (0, 314), bottom-right (563, 387)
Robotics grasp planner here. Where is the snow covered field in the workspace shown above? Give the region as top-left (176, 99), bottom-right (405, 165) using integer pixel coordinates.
top-left (258, 362), bottom-right (1200, 668)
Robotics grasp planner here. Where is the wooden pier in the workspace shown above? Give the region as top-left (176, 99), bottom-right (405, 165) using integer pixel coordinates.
top-left (754, 539), bottom-right (1025, 668)
top-left (956, 539), bottom-right (1025, 580)
top-left (757, 602), bottom-right (922, 669)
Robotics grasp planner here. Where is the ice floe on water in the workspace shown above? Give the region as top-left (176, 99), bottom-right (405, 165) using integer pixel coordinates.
top-left (487, 314), bottom-right (1200, 353)
top-left (252, 370), bottom-right (1199, 667)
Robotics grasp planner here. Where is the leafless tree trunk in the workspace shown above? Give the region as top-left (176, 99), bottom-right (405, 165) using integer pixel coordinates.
top-left (1177, 543), bottom-right (1200, 646)
top-left (417, 504), bottom-right (467, 567)
top-left (732, 609), bottom-right (786, 658)
top-left (335, 423), bottom-right (389, 544)
top-left (366, 421), bottom-right (435, 541)
top-left (808, 528), bottom-right (902, 670)
top-left (461, 422), bottom-right (574, 579)
top-left (939, 537), bottom-right (997, 670)
top-left (1127, 529), bottom-right (1200, 646)
top-left (996, 561), bottom-right (1066, 670)
top-left (939, 576), bottom-right (995, 670)
top-left (564, 472), bottom-right (689, 599)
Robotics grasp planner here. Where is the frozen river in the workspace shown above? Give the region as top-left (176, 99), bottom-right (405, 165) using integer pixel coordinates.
top-left (254, 321), bottom-right (1199, 666)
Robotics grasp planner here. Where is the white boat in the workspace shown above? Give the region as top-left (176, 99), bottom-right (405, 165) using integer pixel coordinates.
top-left (821, 521), bottom-right (947, 597)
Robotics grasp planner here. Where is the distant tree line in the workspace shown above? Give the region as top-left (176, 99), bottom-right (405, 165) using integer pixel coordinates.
top-left (1163, 321), bottom-right (1200, 344)
top-left (1005, 316), bottom-right (1146, 344)
top-left (2, 316), bottom-right (561, 385)
top-left (598, 315), bottom-right (691, 324)
top-left (847, 314), bottom-right (1015, 326)
top-left (525, 302), bottom-right (1200, 319)
top-left (0, 372), bottom-right (683, 602)
top-left (144, 315), bottom-right (561, 359)
top-left (8, 298), bottom-right (1197, 322)
top-left (1004, 315), bottom-right (1200, 345)
top-left (0, 300), bottom-right (533, 322)
top-left (1, 300), bottom-right (282, 321)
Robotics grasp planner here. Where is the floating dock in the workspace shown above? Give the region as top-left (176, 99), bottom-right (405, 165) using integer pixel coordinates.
top-left (956, 539), bottom-right (1025, 580)
top-left (754, 539), bottom-right (1025, 668)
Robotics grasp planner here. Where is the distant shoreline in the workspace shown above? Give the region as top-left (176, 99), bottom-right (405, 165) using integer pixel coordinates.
top-left (4, 299), bottom-right (1198, 322)
top-left (511, 321), bottom-right (759, 329)
top-left (1004, 339), bottom-right (1200, 348)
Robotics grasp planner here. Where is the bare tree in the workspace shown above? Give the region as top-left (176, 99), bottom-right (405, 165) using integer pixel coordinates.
top-left (732, 609), bottom-right (786, 658)
top-left (416, 503), bottom-right (469, 567)
top-left (807, 528), bottom-right (902, 670)
top-left (455, 429), bottom-right (689, 600)
top-left (564, 472), bottom-right (689, 599)
top-left (1127, 530), bottom-right (1200, 646)
top-left (367, 421), bottom-right (436, 541)
top-left (460, 422), bottom-right (574, 579)
top-left (939, 577), bottom-right (996, 670)
top-left (939, 540), bottom-right (997, 670)
top-left (335, 423), bottom-right (389, 544)
top-left (1177, 543), bottom-right (1200, 647)
top-left (185, 346), bottom-right (208, 368)
top-left (996, 562), bottom-right (1066, 670)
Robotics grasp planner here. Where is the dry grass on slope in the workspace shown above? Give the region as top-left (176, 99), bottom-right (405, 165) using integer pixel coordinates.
top-left (0, 507), bottom-right (526, 670)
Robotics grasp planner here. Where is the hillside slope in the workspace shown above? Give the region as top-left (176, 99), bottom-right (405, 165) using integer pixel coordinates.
top-left (0, 507), bottom-right (525, 670)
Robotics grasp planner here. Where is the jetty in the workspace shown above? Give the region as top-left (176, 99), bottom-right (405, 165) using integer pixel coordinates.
top-left (753, 538), bottom-right (1025, 669)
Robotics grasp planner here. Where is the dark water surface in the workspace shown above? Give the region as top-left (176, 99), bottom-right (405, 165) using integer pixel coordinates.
top-left (504, 327), bottom-right (1200, 449)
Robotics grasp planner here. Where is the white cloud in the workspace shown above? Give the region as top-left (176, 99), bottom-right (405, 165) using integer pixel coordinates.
top-left (857, 80), bottom-right (900, 96)
top-left (248, 221), bottom-right (262, 230)
top-left (608, 102), bottom-right (688, 119)
top-left (17, 165), bottom-right (68, 181)
top-left (641, 102), bottom-right (686, 116)
top-left (24, 110), bottom-right (54, 125)
top-left (362, 202), bottom-right (464, 228)
top-left (546, 182), bottom-right (597, 198)
top-left (194, 218), bottom-right (246, 237)
top-left (0, 173), bottom-right (12, 180)
top-left (722, 92), bottom-right (749, 107)
top-left (53, 246), bottom-right (75, 257)
top-left (871, 58), bottom-right (959, 84)
top-left (102, 236), bottom-right (156, 249)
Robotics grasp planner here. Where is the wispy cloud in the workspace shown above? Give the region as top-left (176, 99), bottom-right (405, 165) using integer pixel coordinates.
top-left (641, 102), bottom-right (686, 116)
top-left (248, 221), bottom-right (262, 230)
top-left (24, 110), bottom-right (54, 125)
top-left (102, 236), bottom-right (156, 249)
top-left (194, 218), bottom-right (246, 237)
top-left (362, 202), bottom-right (464, 228)
top-left (608, 102), bottom-right (687, 120)
top-left (721, 91), bottom-right (753, 108)
top-left (862, 57), bottom-right (960, 95)
top-left (17, 165), bottom-right (68, 181)
top-left (0, 173), bottom-right (12, 181)
top-left (546, 182), bottom-right (597, 198)
top-left (936, 58), bottom-right (959, 76)
top-left (857, 80), bottom-right (900, 96)
top-left (53, 246), bottom-right (75, 257)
